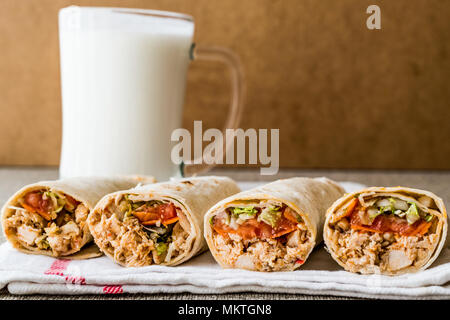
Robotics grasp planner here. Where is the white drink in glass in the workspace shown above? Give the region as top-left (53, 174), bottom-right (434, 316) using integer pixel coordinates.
top-left (59, 7), bottom-right (194, 180)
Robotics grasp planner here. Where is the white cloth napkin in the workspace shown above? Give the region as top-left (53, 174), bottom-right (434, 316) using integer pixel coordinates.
top-left (2, 181), bottom-right (450, 299)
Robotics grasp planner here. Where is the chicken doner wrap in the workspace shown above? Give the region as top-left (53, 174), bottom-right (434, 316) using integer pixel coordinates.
top-left (204, 177), bottom-right (345, 271)
top-left (1, 176), bottom-right (155, 258)
top-left (87, 176), bottom-right (240, 267)
top-left (324, 187), bottom-right (448, 275)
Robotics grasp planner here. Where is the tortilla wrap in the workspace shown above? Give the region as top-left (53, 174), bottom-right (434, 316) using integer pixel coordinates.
top-left (204, 177), bottom-right (345, 271)
top-left (87, 176), bottom-right (240, 267)
top-left (324, 186), bottom-right (448, 275)
top-left (1, 176), bottom-right (155, 259)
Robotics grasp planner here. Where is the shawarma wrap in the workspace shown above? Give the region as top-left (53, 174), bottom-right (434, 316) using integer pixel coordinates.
top-left (87, 176), bottom-right (240, 267)
top-left (1, 176), bottom-right (155, 259)
top-left (204, 177), bottom-right (345, 271)
top-left (324, 186), bottom-right (448, 275)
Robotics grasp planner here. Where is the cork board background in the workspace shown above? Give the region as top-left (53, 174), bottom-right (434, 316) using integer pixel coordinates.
top-left (0, 0), bottom-right (449, 169)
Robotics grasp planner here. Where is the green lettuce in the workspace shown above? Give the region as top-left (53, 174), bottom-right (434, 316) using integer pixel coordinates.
top-left (230, 206), bottom-right (258, 217)
top-left (258, 206), bottom-right (282, 228)
top-left (44, 191), bottom-right (65, 213)
top-left (156, 242), bottom-right (168, 256)
top-left (406, 202), bottom-right (420, 225)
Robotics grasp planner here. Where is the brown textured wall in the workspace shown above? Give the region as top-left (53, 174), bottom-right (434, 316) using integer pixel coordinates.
top-left (0, 0), bottom-right (449, 169)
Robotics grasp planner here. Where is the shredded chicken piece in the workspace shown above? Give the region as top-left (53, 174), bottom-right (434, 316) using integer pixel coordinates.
top-left (166, 223), bottom-right (189, 262)
top-left (60, 221), bottom-right (80, 235)
top-left (385, 250), bottom-right (412, 271)
top-left (330, 228), bottom-right (437, 273)
top-left (16, 225), bottom-right (41, 245)
top-left (213, 227), bottom-right (312, 271)
top-left (74, 204), bottom-right (89, 225)
top-left (47, 234), bottom-right (71, 254)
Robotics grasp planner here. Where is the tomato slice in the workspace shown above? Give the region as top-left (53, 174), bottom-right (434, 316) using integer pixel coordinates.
top-left (271, 225), bottom-right (297, 238)
top-left (212, 208), bottom-right (298, 240)
top-left (64, 195), bottom-right (79, 210)
top-left (283, 208), bottom-right (299, 224)
top-left (349, 204), bottom-right (431, 237)
top-left (133, 203), bottom-right (178, 226)
top-left (22, 203), bottom-right (52, 221)
top-left (133, 211), bottom-right (159, 222)
top-left (213, 217), bottom-right (271, 240)
top-left (159, 204), bottom-right (177, 222)
top-left (23, 192), bottom-right (53, 220)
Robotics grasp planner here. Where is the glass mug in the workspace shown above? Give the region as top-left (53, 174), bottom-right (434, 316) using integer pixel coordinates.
top-left (58, 6), bottom-right (243, 180)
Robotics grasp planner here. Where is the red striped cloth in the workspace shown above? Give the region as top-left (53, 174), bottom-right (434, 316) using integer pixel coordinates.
top-left (44, 259), bottom-right (122, 294)
top-left (103, 285), bottom-right (124, 294)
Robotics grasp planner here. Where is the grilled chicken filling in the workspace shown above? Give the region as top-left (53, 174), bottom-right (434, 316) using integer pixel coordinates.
top-left (327, 195), bottom-right (440, 273)
top-left (3, 190), bottom-right (87, 256)
top-left (210, 201), bottom-right (313, 271)
top-left (89, 195), bottom-right (190, 267)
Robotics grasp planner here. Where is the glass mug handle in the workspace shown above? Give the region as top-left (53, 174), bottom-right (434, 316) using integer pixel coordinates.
top-left (181, 44), bottom-right (245, 177)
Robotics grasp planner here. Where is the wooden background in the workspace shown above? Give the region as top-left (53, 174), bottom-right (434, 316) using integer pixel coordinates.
top-left (0, 0), bottom-right (449, 169)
